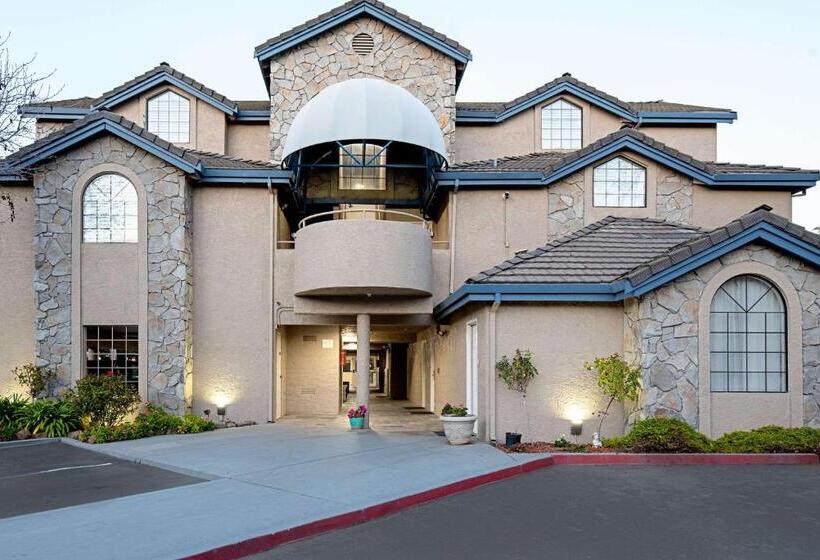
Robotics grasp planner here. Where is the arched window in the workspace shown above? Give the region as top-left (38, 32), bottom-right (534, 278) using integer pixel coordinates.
top-left (710, 275), bottom-right (786, 392)
top-left (82, 174), bottom-right (138, 243)
top-left (592, 156), bottom-right (646, 208)
top-left (147, 91), bottom-right (190, 143)
top-left (541, 99), bottom-right (581, 150)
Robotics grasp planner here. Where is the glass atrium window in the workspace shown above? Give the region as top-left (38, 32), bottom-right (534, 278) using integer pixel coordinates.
top-left (339, 143), bottom-right (387, 190)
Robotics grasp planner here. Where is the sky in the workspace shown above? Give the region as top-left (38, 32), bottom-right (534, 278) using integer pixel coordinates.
top-left (3, 0), bottom-right (819, 229)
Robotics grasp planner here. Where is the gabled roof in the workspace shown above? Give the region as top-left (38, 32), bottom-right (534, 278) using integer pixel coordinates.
top-left (441, 128), bottom-right (820, 191)
top-left (1, 111), bottom-right (287, 185)
top-left (434, 208), bottom-right (820, 319)
top-left (254, 0), bottom-right (471, 87)
top-left (455, 74), bottom-right (737, 124)
top-left (19, 65), bottom-right (271, 122)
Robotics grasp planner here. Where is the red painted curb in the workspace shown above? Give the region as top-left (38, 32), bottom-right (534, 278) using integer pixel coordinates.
top-left (182, 456), bottom-right (555, 560)
top-left (550, 453), bottom-right (819, 466)
top-left (182, 452), bottom-right (816, 560)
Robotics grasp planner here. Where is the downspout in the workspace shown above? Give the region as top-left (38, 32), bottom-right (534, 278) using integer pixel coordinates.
top-left (448, 179), bottom-right (459, 293)
top-left (268, 178), bottom-right (275, 422)
top-left (487, 292), bottom-right (501, 442)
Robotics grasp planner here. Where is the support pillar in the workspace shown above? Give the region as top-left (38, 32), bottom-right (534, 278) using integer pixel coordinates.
top-left (356, 313), bottom-right (371, 428)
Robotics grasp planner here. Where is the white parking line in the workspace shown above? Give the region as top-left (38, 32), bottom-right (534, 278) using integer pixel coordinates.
top-left (1, 462), bottom-right (113, 480)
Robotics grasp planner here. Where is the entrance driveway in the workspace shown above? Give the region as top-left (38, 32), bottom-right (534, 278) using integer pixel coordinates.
top-left (0, 423), bottom-right (528, 559)
top-left (248, 464), bottom-right (820, 560)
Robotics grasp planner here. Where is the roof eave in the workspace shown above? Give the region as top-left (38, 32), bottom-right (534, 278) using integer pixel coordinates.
top-left (637, 111), bottom-right (737, 124)
top-left (198, 168), bottom-right (291, 184)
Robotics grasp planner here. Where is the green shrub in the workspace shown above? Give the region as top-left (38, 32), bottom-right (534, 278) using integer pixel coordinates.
top-left (82, 405), bottom-right (215, 443)
top-left (604, 417), bottom-right (712, 453)
top-left (65, 375), bottom-right (141, 427)
top-left (0, 394), bottom-right (28, 440)
top-left (19, 399), bottom-right (82, 438)
top-left (441, 403), bottom-right (469, 417)
top-left (12, 363), bottom-right (57, 399)
top-left (714, 426), bottom-right (820, 454)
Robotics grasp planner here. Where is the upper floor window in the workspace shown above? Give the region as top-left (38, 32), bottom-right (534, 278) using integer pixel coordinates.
top-left (541, 99), bottom-right (581, 150)
top-left (710, 275), bottom-right (786, 393)
top-left (592, 157), bottom-right (646, 207)
top-left (83, 174), bottom-right (138, 243)
top-left (339, 143), bottom-right (387, 191)
top-left (147, 91), bottom-right (190, 143)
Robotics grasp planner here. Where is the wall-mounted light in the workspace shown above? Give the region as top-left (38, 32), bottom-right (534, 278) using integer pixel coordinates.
top-left (435, 325), bottom-right (448, 337)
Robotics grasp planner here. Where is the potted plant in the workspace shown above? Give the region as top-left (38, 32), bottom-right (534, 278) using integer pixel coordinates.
top-left (347, 404), bottom-right (367, 429)
top-left (496, 349), bottom-right (539, 447)
top-left (440, 403), bottom-right (476, 445)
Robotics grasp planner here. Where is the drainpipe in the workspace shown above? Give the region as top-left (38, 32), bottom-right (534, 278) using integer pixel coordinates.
top-left (448, 179), bottom-right (459, 293)
top-left (268, 178), bottom-right (275, 422)
top-left (487, 293), bottom-right (501, 442)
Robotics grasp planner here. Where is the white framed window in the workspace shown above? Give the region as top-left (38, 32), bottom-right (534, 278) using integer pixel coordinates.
top-left (147, 91), bottom-right (190, 143)
top-left (339, 143), bottom-right (387, 191)
top-left (541, 99), bottom-right (581, 150)
top-left (82, 174), bottom-right (138, 243)
top-left (710, 275), bottom-right (787, 393)
top-left (592, 156), bottom-right (646, 207)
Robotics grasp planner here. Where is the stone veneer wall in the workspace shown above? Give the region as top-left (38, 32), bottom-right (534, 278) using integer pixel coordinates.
top-left (625, 244), bottom-right (820, 427)
top-left (547, 171), bottom-right (584, 240)
top-left (268, 16), bottom-right (457, 162)
top-left (655, 170), bottom-right (693, 225)
top-left (33, 136), bottom-right (192, 412)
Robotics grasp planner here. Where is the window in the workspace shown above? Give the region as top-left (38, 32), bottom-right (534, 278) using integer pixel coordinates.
top-left (85, 325), bottom-right (139, 390)
top-left (147, 91), bottom-right (190, 143)
top-left (339, 143), bottom-right (387, 191)
top-left (710, 275), bottom-right (786, 392)
top-left (82, 174), bottom-right (138, 243)
top-left (592, 157), bottom-right (646, 207)
top-left (541, 99), bottom-right (581, 150)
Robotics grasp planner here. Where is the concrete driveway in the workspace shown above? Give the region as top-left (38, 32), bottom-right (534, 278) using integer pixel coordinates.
top-left (0, 422), bottom-right (528, 559)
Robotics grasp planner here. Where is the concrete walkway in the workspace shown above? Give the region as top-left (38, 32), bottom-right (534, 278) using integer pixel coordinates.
top-left (0, 423), bottom-right (533, 560)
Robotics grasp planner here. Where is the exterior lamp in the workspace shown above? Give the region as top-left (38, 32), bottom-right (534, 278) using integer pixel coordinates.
top-left (567, 406), bottom-right (585, 436)
top-left (217, 405), bottom-right (227, 422)
top-left (570, 419), bottom-right (583, 436)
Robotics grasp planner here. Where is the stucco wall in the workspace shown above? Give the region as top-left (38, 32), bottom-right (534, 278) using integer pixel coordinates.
top-left (283, 325), bottom-right (341, 416)
top-left (0, 187), bottom-right (35, 395)
top-left (268, 16), bottom-right (457, 162)
top-left (494, 303), bottom-right (626, 441)
top-left (692, 186), bottom-right (792, 228)
top-left (639, 125), bottom-right (717, 162)
top-left (191, 186), bottom-right (273, 423)
top-left (226, 123), bottom-right (271, 162)
top-left (80, 244), bottom-right (139, 324)
top-left (627, 243), bottom-right (820, 436)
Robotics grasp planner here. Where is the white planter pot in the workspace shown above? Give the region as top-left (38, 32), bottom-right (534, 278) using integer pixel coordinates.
top-left (440, 415), bottom-right (477, 445)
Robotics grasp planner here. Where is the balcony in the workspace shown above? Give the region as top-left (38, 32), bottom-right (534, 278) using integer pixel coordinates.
top-left (293, 209), bottom-right (434, 297)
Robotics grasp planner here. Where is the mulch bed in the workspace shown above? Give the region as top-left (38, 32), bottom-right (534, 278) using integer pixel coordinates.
top-left (496, 442), bottom-right (617, 454)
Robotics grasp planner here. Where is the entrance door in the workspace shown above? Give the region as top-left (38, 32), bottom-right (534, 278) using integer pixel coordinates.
top-left (389, 344), bottom-right (408, 400)
top-left (466, 321), bottom-right (478, 416)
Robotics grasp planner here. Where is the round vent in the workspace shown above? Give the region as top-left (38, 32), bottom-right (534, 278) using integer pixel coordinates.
top-left (351, 33), bottom-right (375, 55)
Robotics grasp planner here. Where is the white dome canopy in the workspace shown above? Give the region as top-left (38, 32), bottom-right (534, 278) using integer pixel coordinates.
top-left (282, 78), bottom-right (447, 162)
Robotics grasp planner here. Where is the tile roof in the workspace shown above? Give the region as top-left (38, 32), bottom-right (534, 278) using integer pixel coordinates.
top-left (4, 111), bottom-right (276, 172)
top-left (92, 63), bottom-right (238, 111)
top-left (254, 0), bottom-right (471, 61)
top-left (469, 208), bottom-right (820, 287)
top-left (456, 75), bottom-right (734, 118)
top-left (450, 128), bottom-right (818, 177)
top-left (469, 217), bottom-right (704, 285)
top-left (22, 97), bottom-right (94, 109)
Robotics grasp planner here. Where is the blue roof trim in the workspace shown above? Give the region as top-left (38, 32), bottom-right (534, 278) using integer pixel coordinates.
top-left (18, 106), bottom-right (91, 120)
top-left (626, 222), bottom-right (820, 297)
top-left (8, 119), bottom-right (200, 174)
top-left (235, 110), bottom-right (271, 122)
top-left (92, 74), bottom-right (238, 115)
top-left (435, 223), bottom-right (820, 320)
top-left (435, 170), bottom-right (546, 187)
top-left (255, 3), bottom-right (471, 65)
top-left (198, 168), bottom-right (291, 184)
top-left (637, 111), bottom-right (737, 124)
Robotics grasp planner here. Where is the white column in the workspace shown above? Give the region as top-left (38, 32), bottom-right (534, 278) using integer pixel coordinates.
top-left (356, 313), bottom-right (371, 428)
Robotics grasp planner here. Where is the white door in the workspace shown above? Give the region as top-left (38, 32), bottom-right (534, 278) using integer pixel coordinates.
top-left (466, 321), bottom-right (478, 416)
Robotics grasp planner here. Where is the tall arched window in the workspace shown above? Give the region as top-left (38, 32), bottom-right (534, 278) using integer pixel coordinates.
top-left (592, 156), bottom-right (646, 207)
top-left (82, 174), bottom-right (138, 243)
top-left (541, 99), bottom-right (581, 150)
top-left (710, 275), bottom-right (786, 392)
top-left (147, 91), bottom-right (190, 143)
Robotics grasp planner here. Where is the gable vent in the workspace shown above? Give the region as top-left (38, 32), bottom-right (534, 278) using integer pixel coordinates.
top-left (351, 33), bottom-right (375, 55)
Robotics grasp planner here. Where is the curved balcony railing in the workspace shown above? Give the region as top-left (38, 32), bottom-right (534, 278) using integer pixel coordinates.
top-left (297, 208), bottom-right (432, 234)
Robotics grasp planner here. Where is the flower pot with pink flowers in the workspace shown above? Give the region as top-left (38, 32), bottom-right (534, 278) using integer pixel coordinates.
top-left (347, 404), bottom-right (367, 429)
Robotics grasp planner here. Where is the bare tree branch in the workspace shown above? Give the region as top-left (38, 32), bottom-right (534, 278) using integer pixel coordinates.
top-left (0, 32), bottom-right (60, 222)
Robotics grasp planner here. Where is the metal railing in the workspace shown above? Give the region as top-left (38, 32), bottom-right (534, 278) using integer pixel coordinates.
top-left (297, 208), bottom-right (432, 234)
